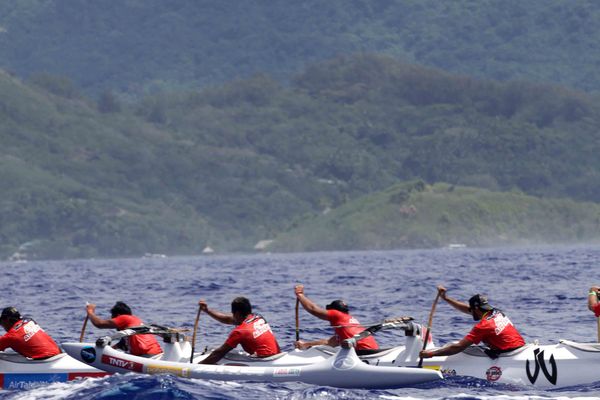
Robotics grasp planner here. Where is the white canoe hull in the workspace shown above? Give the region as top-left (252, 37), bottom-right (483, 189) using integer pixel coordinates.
top-left (418, 340), bottom-right (600, 388)
top-left (62, 341), bottom-right (442, 389)
top-left (0, 351), bottom-right (107, 390)
top-left (178, 329), bottom-right (600, 388)
top-left (62, 321), bottom-right (600, 389)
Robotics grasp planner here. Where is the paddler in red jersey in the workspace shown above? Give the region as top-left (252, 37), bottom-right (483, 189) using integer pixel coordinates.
top-left (294, 284), bottom-right (379, 354)
top-left (198, 296), bottom-right (281, 364)
top-left (0, 307), bottom-right (61, 359)
top-left (587, 286), bottom-right (600, 316)
top-left (86, 301), bottom-right (163, 357)
top-left (420, 285), bottom-right (525, 359)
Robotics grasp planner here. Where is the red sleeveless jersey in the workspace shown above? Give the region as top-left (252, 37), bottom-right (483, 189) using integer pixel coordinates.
top-left (112, 314), bottom-right (163, 356)
top-left (327, 310), bottom-right (379, 350)
top-left (464, 310), bottom-right (525, 350)
top-left (225, 314), bottom-right (281, 357)
top-left (0, 319), bottom-right (60, 359)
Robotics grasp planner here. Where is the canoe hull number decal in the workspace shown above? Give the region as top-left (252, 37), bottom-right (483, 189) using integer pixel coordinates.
top-left (526, 348), bottom-right (557, 385)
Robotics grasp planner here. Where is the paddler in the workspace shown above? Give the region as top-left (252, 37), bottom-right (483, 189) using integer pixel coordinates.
top-left (294, 284), bottom-right (379, 354)
top-left (587, 286), bottom-right (600, 315)
top-left (197, 296), bottom-right (281, 364)
top-left (420, 285), bottom-right (525, 359)
top-left (86, 301), bottom-right (163, 357)
top-left (0, 307), bottom-right (61, 359)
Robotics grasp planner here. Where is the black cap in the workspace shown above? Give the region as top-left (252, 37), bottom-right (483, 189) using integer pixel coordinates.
top-left (325, 299), bottom-right (349, 313)
top-left (0, 307), bottom-right (20, 321)
top-left (468, 294), bottom-right (493, 312)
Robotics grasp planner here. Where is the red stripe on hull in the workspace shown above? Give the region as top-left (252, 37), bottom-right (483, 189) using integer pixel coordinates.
top-left (68, 372), bottom-right (109, 380)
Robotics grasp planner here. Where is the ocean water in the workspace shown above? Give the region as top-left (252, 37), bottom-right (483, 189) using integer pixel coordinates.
top-left (1, 245), bottom-right (599, 399)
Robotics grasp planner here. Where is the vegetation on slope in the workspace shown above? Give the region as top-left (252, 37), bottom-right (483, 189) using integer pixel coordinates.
top-left (2, 54), bottom-right (600, 259)
top-left (2, 1), bottom-right (600, 94)
top-left (272, 182), bottom-right (600, 252)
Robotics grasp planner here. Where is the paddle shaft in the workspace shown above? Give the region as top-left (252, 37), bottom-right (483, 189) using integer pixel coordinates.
top-left (190, 307), bottom-right (201, 363)
top-left (418, 292), bottom-right (441, 368)
top-left (597, 317), bottom-right (600, 343)
top-left (295, 298), bottom-right (300, 341)
top-left (79, 315), bottom-right (89, 343)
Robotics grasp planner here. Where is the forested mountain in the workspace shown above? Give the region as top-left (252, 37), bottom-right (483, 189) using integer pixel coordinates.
top-left (2, 54), bottom-right (600, 259)
top-left (2, 1), bottom-right (600, 95)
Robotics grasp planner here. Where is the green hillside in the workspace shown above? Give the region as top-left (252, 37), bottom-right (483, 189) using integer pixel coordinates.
top-left (272, 181), bottom-right (600, 252)
top-left (2, 54), bottom-right (600, 259)
top-left (1, 1), bottom-right (600, 94)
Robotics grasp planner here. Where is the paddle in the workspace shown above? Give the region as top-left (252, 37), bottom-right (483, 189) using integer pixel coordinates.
top-left (597, 317), bottom-right (600, 343)
top-left (190, 305), bottom-right (202, 363)
top-left (79, 315), bottom-right (89, 343)
top-left (295, 298), bottom-right (300, 342)
top-left (80, 302), bottom-right (90, 342)
top-left (417, 292), bottom-right (441, 368)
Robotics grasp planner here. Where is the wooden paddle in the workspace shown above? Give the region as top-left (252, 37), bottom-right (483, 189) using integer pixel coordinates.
top-left (190, 305), bottom-right (202, 363)
top-left (295, 298), bottom-right (300, 342)
top-left (80, 302), bottom-right (90, 342)
top-left (418, 292), bottom-right (441, 367)
top-left (79, 315), bottom-right (89, 342)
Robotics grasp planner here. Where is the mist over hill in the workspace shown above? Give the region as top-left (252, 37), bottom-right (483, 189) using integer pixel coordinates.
top-left (2, 1), bottom-right (600, 95)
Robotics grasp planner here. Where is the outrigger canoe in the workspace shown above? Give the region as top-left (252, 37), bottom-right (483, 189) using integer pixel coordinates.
top-left (62, 323), bottom-right (442, 389)
top-left (0, 350), bottom-right (107, 390)
top-left (213, 319), bottom-right (600, 388)
top-left (63, 320), bottom-right (600, 389)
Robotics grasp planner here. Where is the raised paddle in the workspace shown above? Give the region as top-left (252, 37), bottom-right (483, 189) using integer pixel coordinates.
top-left (79, 315), bottom-right (88, 343)
top-left (418, 292), bottom-right (441, 368)
top-left (295, 298), bottom-right (300, 342)
top-left (79, 302), bottom-right (90, 342)
top-left (190, 305), bottom-right (202, 363)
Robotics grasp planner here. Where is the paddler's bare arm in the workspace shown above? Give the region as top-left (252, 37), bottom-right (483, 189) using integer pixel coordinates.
top-left (419, 338), bottom-right (473, 358)
top-left (294, 284), bottom-right (329, 320)
top-left (295, 336), bottom-right (339, 350)
top-left (199, 343), bottom-right (233, 364)
top-left (86, 304), bottom-right (118, 329)
top-left (437, 285), bottom-right (470, 314)
top-left (198, 300), bottom-right (235, 325)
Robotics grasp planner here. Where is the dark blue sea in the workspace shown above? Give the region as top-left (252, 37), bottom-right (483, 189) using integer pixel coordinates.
top-left (1, 245), bottom-right (600, 399)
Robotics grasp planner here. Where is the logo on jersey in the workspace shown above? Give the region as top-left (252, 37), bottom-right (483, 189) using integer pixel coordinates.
top-left (252, 319), bottom-right (272, 338)
top-left (492, 313), bottom-right (512, 335)
top-left (22, 321), bottom-right (41, 342)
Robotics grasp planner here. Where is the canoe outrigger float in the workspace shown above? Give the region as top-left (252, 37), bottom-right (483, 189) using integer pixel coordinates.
top-left (62, 320), bottom-right (600, 389)
top-left (0, 351), bottom-right (107, 390)
top-left (62, 321), bottom-right (442, 389)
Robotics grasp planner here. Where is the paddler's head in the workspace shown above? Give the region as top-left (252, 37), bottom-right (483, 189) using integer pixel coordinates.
top-left (0, 307), bottom-right (21, 331)
top-left (468, 294), bottom-right (493, 321)
top-left (325, 299), bottom-right (349, 314)
top-left (231, 297), bottom-right (252, 324)
top-left (110, 301), bottom-right (132, 318)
